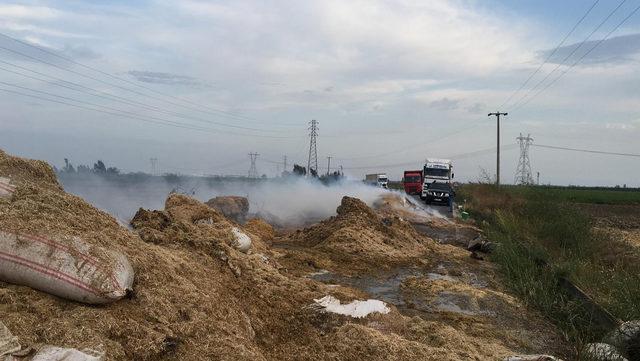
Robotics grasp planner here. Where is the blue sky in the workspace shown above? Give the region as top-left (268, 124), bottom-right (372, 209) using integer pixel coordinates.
top-left (0, 0), bottom-right (639, 185)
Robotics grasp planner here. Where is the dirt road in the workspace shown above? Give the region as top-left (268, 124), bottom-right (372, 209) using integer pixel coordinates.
top-left (405, 193), bottom-right (455, 218)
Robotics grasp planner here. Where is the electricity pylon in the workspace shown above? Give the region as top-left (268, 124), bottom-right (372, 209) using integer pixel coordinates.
top-left (307, 120), bottom-right (318, 176)
top-left (248, 152), bottom-right (259, 178)
top-left (514, 133), bottom-right (534, 185)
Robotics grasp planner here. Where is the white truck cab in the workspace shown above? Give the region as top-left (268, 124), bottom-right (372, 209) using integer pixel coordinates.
top-left (421, 159), bottom-right (453, 203)
top-left (377, 174), bottom-right (388, 189)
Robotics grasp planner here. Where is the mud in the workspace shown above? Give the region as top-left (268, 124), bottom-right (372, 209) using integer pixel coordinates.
top-left (0, 149), bottom-right (571, 360)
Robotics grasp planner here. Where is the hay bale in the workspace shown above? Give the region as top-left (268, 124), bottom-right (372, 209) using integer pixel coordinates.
top-left (206, 196), bottom-right (249, 223)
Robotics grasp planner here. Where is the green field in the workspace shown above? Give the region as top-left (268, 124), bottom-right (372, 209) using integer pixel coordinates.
top-left (540, 187), bottom-right (640, 204)
top-left (491, 185), bottom-right (640, 205)
top-left (459, 184), bottom-right (640, 355)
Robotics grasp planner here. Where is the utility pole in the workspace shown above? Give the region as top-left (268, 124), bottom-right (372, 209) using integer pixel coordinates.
top-left (150, 158), bottom-right (158, 176)
top-left (283, 155), bottom-right (287, 173)
top-left (248, 152), bottom-right (259, 178)
top-left (307, 120), bottom-right (319, 177)
top-left (326, 156), bottom-right (332, 175)
top-left (537, 171), bottom-right (540, 185)
top-left (488, 112), bottom-right (507, 185)
top-left (514, 133), bottom-right (534, 185)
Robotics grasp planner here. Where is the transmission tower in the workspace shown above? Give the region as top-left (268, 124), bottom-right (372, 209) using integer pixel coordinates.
top-left (248, 152), bottom-right (259, 178)
top-left (307, 119), bottom-right (318, 176)
top-left (150, 158), bottom-right (158, 176)
top-left (514, 133), bottom-right (534, 185)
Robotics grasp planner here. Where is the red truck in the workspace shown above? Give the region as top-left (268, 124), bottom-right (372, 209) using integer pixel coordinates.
top-left (403, 170), bottom-right (423, 195)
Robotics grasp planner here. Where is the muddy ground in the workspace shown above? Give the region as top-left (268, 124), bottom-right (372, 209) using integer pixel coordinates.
top-left (271, 194), bottom-right (570, 359)
top-left (0, 149), bottom-right (571, 360)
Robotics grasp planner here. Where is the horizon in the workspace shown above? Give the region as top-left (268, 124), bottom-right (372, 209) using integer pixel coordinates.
top-left (1, 0), bottom-right (639, 186)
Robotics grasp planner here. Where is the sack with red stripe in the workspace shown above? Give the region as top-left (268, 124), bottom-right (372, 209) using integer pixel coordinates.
top-left (0, 231), bottom-right (134, 304)
top-left (0, 177), bottom-right (15, 199)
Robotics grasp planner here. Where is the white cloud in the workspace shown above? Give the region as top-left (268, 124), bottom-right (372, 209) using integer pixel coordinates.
top-left (0, 4), bottom-right (60, 20)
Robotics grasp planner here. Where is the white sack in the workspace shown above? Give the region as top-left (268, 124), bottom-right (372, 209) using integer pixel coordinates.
top-left (0, 231), bottom-right (134, 304)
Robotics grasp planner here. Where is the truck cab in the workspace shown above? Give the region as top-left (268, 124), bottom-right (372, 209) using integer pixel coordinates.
top-left (403, 170), bottom-right (423, 194)
top-left (421, 159), bottom-right (453, 204)
top-left (365, 173), bottom-right (389, 189)
top-left (377, 174), bottom-right (388, 189)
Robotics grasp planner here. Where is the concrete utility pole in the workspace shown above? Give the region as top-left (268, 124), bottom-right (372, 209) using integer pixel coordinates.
top-left (488, 112), bottom-right (507, 185)
top-left (326, 156), bottom-right (332, 175)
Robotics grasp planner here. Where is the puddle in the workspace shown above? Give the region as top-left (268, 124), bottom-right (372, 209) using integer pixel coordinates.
top-left (433, 291), bottom-right (495, 316)
top-left (310, 267), bottom-right (493, 317)
top-left (310, 268), bottom-right (419, 306)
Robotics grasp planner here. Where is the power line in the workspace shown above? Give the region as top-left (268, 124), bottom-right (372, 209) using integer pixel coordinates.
top-left (334, 122), bottom-right (485, 161)
top-left (509, 0), bottom-right (628, 110)
top-left (533, 144), bottom-right (640, 158)
top-left (0, 61), bottom-right (297, 134)
top-left (0, 32), bottom-right (273, 125)
top-left (513, 2), bottom-right (640, 112)
top-left (0, 86), bottom-right (297, 138)
top-left (0, 49), bottom-right (300, 134)
top-left (500, 0), bottom-right (601, 109)
top-left (340, 144), bottom-right (518, 170)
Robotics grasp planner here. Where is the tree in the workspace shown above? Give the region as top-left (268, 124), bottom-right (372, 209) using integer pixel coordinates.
top-left (93, 160), bottom-right (107, 173)
top-left (62, 158), bottom-right (76, 173)
top-left (293, 164), bottom-right (306, 176)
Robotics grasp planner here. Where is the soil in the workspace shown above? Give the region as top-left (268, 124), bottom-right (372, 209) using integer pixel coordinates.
top-left (0, 149), bottom-right (570, 360)
top-left (579, 203), bottom-right (640, 252)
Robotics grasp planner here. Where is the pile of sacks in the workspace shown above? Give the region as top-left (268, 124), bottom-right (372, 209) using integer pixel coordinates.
top-left (0, 149), bottom-right (301, 360)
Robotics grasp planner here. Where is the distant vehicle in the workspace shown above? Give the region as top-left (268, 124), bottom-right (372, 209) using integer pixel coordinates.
top-left (365, 173), bottom-right (389, 189)
top-left (421, 159), bottom-right (454, 205)
top-left (403, 170), bottom-right (423, 195)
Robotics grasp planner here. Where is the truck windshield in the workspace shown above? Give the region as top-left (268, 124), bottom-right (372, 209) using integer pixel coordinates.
top-left (404, 176), bottom-right (421, 183)
top-left (424, 168), bottom-right (449, 178)
top-left (379, 177), bottom-right (388, 182)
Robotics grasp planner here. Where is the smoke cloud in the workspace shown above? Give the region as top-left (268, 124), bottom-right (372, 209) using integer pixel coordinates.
top-left (58, 174), bottom-right (388, 227)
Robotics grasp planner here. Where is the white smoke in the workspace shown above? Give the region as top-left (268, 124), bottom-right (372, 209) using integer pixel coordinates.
top-left (59, 174), bottom-right (388, 226)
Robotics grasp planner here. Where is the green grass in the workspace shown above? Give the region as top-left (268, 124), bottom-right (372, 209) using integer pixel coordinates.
top-left (493, 185), bottom-right (640, 205)
top-left (545, 188), bottom-right (640, 205)
top-left (460, 184), bottom-right (640, 356)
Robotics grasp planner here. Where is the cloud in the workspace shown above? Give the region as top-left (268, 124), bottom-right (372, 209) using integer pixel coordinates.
top-left (542, 33), bottom-right (640, 66)
top-left (0, 4), bottom-right (60, 20)
top-left (127, 70), bottom-right (204, 86)
top-left (466, 102), bottom-right (485, 113)
top-left (429, 97), bottom-right (460, 111)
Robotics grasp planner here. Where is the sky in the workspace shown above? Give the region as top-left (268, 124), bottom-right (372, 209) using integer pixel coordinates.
top-left (0, 0), bottom-right (639, 186)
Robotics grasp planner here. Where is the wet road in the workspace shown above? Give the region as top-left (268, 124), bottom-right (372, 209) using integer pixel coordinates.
top-left (405, 193), bottom-right (455, 218)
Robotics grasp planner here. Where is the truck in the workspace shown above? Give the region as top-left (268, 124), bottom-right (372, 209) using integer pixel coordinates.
top-left (365, 173), bottom-right (389, 189)
top-left (402, 170), bottom-right (423, 195)
top-left (421, 159), bottom-right (454, 206)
